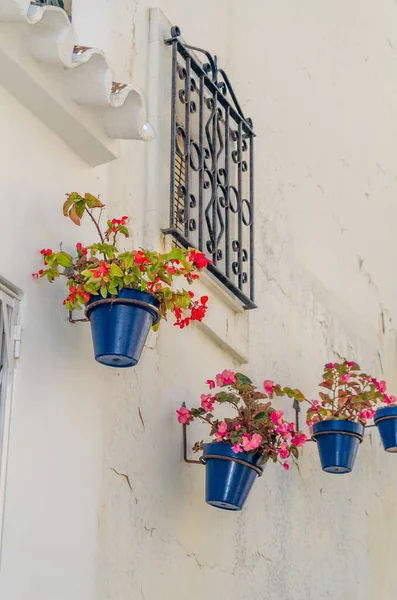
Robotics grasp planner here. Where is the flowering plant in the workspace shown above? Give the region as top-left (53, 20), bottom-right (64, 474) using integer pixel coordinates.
top-left (177, 370), bottom-right (307, 469)
top-left (32, 192), bottom-right (211, 330)
top-left (305, 360), bottom-right (397, 428)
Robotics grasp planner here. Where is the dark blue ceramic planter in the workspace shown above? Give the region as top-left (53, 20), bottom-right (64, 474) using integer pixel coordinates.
top-left (374, 406), bottom-right (397, 452)
top-left (85, 289), bottom-right (160, 368)
top-left (312, 420), bottom-right (364, 474)
top-left (203, 442), bottom-right (263, 511)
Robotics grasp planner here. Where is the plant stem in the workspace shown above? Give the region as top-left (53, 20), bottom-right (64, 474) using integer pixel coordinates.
top-left (86, 208), bottom-right (105, 244)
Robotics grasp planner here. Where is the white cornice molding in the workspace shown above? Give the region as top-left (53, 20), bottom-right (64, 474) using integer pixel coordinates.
top-left (0, 0), bottom-right (154, 165)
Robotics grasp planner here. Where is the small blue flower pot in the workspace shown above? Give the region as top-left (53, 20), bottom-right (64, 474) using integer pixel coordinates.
top-left (202, 442), bottom-right (263, 511)
top-left (312, 420), bottom-right (364, 474)
top-left (85, 289), bottom-right (160, 368)
top-left (374, 406), bottom-right (397, 452)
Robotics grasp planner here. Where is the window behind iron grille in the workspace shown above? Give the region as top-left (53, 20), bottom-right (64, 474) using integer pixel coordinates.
top-left (164, 27), bottom-right (256, 309)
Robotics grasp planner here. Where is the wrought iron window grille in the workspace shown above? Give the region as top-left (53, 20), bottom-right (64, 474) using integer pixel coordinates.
top-left (31, 0), bottom-right (71, 17)
top-left (163, 27), bottom-right (256, 309)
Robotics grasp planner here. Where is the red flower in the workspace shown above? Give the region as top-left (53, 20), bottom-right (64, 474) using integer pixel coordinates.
top-left (206, 379), bottom-right (216, 389)
top-left (93, 262), bottom-right (109, 278)
top-left (188, 249), bottom-right (211, 269)
top-left (188, 291), bottom-right (194, 298)
top-left (76, 242), bottom-right (88, 256)
top-left (135, 250), bottom-right (151, 265)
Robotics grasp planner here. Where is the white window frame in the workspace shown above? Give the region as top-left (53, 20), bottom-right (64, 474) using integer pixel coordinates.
top-left (0, 283), bottom-right (20, 554)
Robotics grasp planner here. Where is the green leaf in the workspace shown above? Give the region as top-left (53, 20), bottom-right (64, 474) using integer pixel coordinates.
top-left (162, 248), bottom-right (185, 262)
top-left (84, 193), bottom-right (104, 208)
top-left (56, 252), bottom-right (73, 268)
top-left (283, 387), bottom-right (295, 398)
top-left (216, 392), bottom-right (239, 404)
top-left (110, 264), bottom-right (123, 278)
top-left (76, 201), bottom-right (85, 218)
top-left (63, 198), bottom-right (74, 216)
top-left (253, 411), bottom-right (268, 421)
top-left (100, 285), bottom-right (107, 298)
top-left (292, 389), bottom-right (305, 402)
top-left (118, 225), bottom-right (129, 237)
top-left (81, 269), bottom-right (94, 277)
top-left (124, 253), bottom-right (135, 270)
top-left (235, 373), bottom-right (252, 385)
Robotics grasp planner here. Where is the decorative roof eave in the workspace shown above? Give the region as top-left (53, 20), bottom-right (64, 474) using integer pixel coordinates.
top-left (0, 0), bottom-right (154, 165)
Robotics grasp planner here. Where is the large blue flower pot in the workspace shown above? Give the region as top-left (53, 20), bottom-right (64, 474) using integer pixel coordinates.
top-left (312, 420), bottom-right (364, 474)
top-left (374, 406), bottom-right (397, 452)
top-left (203, 442), bottom-right (263, 511)
top-left (85, 289), bottom-right (160, 368)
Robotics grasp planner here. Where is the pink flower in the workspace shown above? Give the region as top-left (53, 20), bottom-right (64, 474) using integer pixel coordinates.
top-left (200, 394), bottom-right (215, 412)
top-left (288, 422), bottom-right (295, 432)
top-left (271, 410), bottom-right (284, 425)
top-left (359, 409), bottom-right (375, 420)
top-left (250, 433), bottom-right (262, 450)
top-left (235, 424), bottom-right (242, 430)
top-left (241, 436), bottom-right (251, 451)
top-left (325, 363), bottom-right (335, 369)
top-left (264, 380), bottom-right (274, 394)
top-left (291, 433), bottom-right (307, 447)
top-left (278, 443), bottom-right (290, 460)
top-left (276, 423), bottom-right (290, 439)
top-left (340, 374), bottom-right (351, 383)
top-left (241, 433), bottom-right (262, 451)
top-left (206, 379), bottom-right (216, 390)
top-left (390, 395), bottom-right (397, 404)
top-left (346, 361), bottom-right (356, 367)
top-left (282, 462), bottom-right (290, 471)
top-left (217, 422), bottom-right (228, 435)
top-left (215, 370), bottom-right (237, 386)
top-left (215, 433), bottom-right (224, 442)
top-left (378, 380), bottom-right (387, 393)
top-left (232, 444), bottom-right (243, 454)
top-left (176, 406), bottom-right (191, 424)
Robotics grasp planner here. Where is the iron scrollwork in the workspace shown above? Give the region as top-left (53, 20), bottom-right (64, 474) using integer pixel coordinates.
top-left (163, 26), bottom-right (256, 309)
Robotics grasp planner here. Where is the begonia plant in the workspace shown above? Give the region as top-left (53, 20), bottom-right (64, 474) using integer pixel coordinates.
top-left (304, 360), bottom-right (397, 428)
top-left (177, 370), bottom-right (307, 469)
top-left (32, 192), bottom-right (211, 330)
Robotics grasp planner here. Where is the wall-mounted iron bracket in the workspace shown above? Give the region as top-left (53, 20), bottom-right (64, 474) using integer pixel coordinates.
top-left (68, 310), bottom-right (89, 324)
top-left (182, 402), bottom-right (202, 465)
top-left (182, 398), bottom-right (314, 465)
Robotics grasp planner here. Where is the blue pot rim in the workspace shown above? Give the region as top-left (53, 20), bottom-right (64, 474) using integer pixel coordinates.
top-left (86, 288), bottom-right (160, 323)
top-left (203, 442), bottom-right (264, 471)
top-left (312, 419), bottom-right (365, 439)
top-left (374, 405), bottom-right (397, 422)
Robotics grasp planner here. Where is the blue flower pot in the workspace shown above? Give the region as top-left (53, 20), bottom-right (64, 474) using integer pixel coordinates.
top-left (374, 406), bottom-right (397, 452)
top-left (312, 420), bottom-right (364, 474)
top-left (203, 442), bottom-right (263, 511)
top-left (85, 289), bottom-right (160, 368)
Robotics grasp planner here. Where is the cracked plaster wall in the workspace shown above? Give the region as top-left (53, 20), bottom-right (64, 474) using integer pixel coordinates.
top-left (1, 1), bottom-right (397, 599)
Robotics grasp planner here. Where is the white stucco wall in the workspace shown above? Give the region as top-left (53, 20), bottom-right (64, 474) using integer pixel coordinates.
top-left (1, 1), bottom-right (397, 599)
